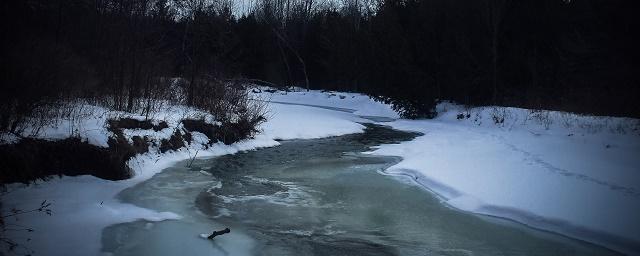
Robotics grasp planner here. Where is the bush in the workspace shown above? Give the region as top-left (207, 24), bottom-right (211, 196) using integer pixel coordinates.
top-left (490, 107), bottom-right (508, 125)
top-left (528, 110), bottom-right (553, 130)
top-left (0, 137), bottom-right (133, 183)
top-left (159, 130), bottom-right (186, 153)
top-left (184, 79), bottom-right (268, 141)
top-left (107, 118), bottom-right (168, 132)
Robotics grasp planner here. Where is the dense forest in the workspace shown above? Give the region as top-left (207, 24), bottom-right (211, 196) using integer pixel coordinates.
top-left (1, 0), bottom-right (638, 127)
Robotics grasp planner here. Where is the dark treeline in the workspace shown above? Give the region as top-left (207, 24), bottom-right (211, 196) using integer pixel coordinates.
top-left (1, 0), bottom-right (638, 125)
top-left (250, 0), bottom-right (640, 117)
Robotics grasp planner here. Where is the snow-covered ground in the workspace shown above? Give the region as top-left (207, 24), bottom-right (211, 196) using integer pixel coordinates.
top-left (251, 87), bottom-right (399, 119)
top-left (367, 103), bottom-right (640, 255)
top-left (3, 88), bottom-right (639, 255)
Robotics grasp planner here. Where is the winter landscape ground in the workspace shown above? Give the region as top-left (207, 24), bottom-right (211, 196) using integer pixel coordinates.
top-left (2, 87), bottom-right (639, 255)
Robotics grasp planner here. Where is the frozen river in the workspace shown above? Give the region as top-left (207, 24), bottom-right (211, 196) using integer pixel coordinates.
top-left (101, 124), bottom-right (618, 255)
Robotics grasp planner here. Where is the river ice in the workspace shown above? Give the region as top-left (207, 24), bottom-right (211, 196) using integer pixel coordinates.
top-left (102, 124), bottom-right (616, 256)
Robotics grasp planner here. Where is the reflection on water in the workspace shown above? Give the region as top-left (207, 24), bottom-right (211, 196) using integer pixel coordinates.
top-left (102, 124), bottom-right (619, 256)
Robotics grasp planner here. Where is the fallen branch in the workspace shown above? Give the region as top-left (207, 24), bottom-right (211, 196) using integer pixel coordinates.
top-left (207, 228), bottom-right (230, 239)
top-left (188, 149), bottom-right (199, 168)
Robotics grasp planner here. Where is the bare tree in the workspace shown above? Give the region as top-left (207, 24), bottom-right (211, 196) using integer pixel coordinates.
top-left (485, 0), bottom-right (508, 104)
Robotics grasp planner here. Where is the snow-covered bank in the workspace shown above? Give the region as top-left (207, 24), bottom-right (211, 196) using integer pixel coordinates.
top-left (262, 103), bottom-right (366, 140)
top-left (251, 87), bottom-right (399, 119)
top-left (1, 101), bottom-right (366, 256)
top-left (367, 103), bottom-right (640, 255)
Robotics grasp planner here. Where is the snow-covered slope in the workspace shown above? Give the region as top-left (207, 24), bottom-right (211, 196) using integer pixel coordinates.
top-left (251, 87), bottom-right (399, 119)
top-left (0, 104), bottom-right (113, 147)
top-left (262, 103), bottom-right (366, 140)
top-left (368, 103), bottom-right (640, 255)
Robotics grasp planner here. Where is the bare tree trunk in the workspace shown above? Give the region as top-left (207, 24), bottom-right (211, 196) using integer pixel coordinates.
top-left (276, 39), bottom-right (293, 86)
top-left (127, 41), bottom-right (138, 112)
top-left (271, 27), bottom-right (310, 91)
top-left (487, 0), bottom-right (506, 105)
top-left (492, 29), bottom-right (498, 104)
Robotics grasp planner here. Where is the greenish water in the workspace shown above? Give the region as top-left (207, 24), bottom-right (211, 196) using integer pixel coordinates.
top-left (102, 124), bottom-right (619, 256)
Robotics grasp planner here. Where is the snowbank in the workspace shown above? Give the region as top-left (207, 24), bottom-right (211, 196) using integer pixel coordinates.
top-left (1, 100), bottom-right (367, 256)
top-left (5, 104), bottom-right (114, 147)
top-left (368, 103), bottom-right (640, 254)
top-left (251, 87), bottom-right (399, 119)
top-left (0, 101), bottom-right (216, 148)
top-left (3, 176), bottom-right (180, 255)
top-left (261, 103), bottom-right (366, 140)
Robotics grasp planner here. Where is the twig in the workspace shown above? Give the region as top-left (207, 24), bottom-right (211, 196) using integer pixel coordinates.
top-left (188, 149), bottom-right (199, 168)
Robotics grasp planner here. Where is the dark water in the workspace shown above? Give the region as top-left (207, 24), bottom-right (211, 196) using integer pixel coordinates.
top-left (102, 124), bottom-right (619, 256)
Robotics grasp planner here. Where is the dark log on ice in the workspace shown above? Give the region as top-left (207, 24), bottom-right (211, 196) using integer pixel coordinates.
top-left (207, 228), bottom-right (231, 239)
